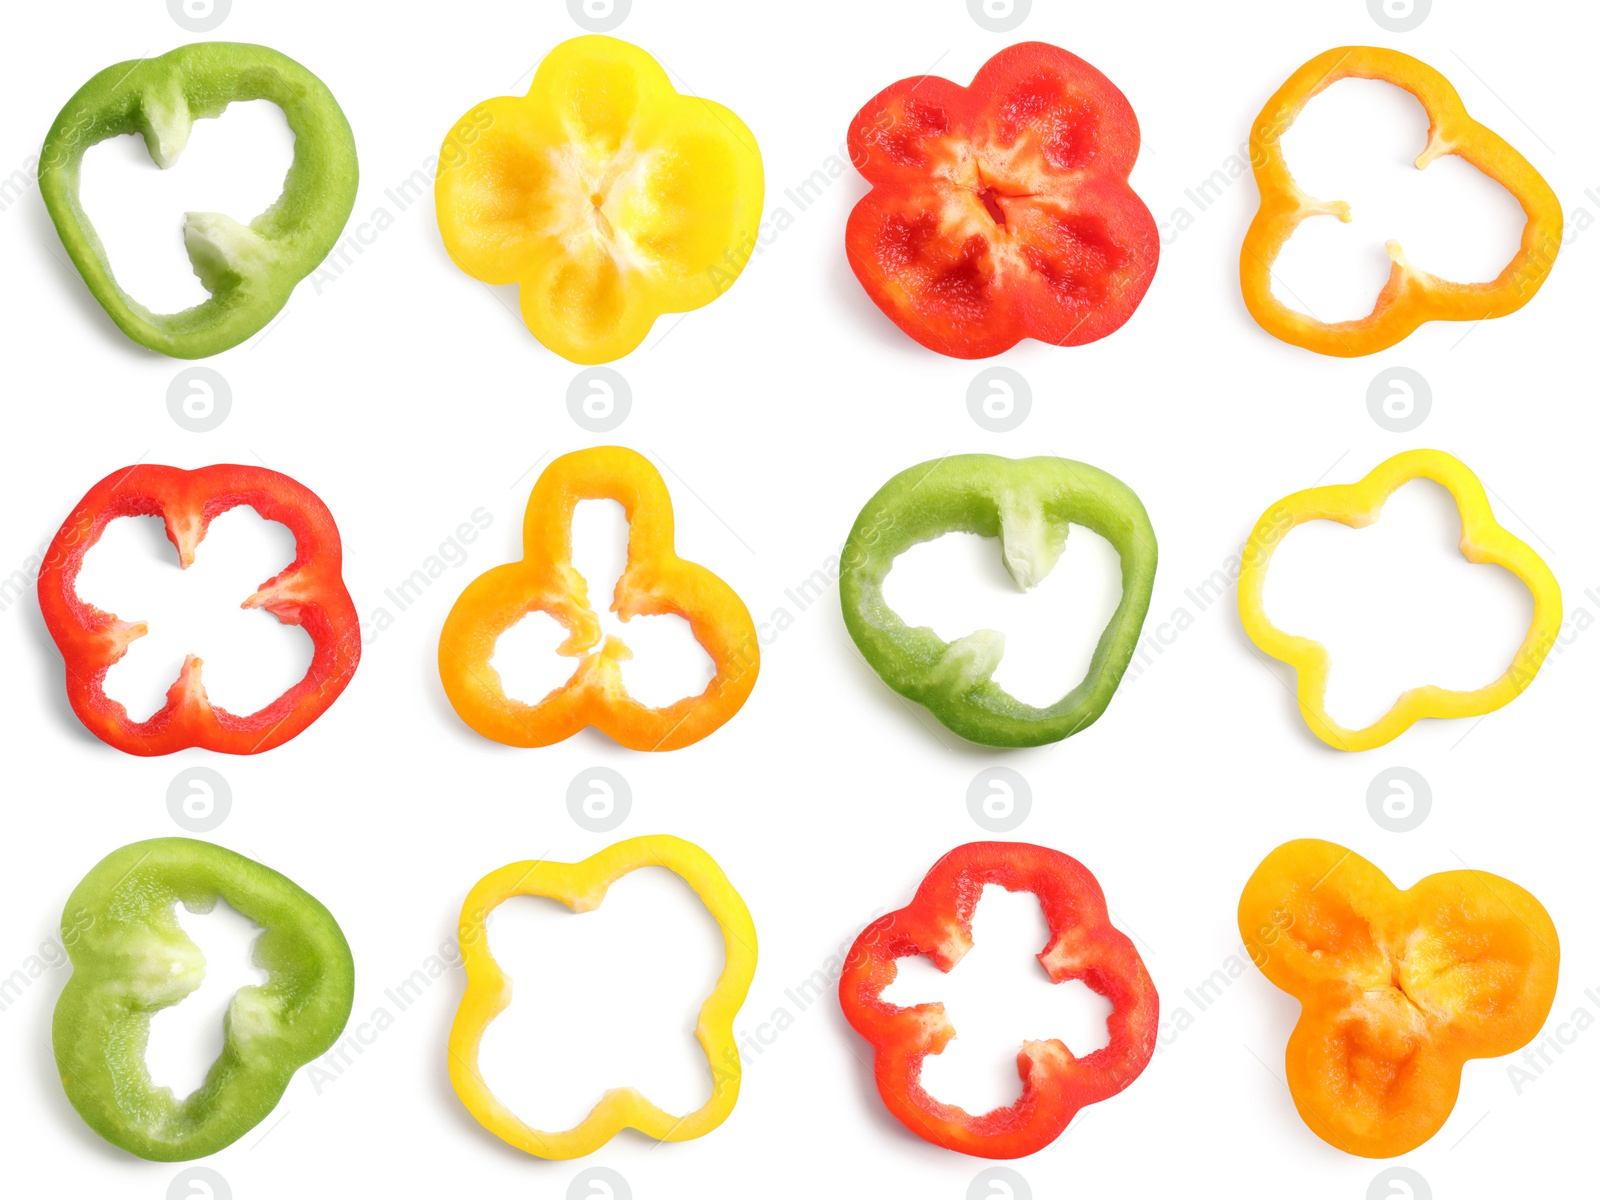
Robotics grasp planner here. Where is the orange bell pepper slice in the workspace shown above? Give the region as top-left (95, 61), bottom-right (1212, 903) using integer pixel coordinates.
top-left (1237, 449), bottom-right (1561, 751)
top-left (1241, 46), bottom-right (1562, 356)
top-left (1239, 840), bottom-right (1559, 1157)
top-left (437, 446), bottom-right (758, 750)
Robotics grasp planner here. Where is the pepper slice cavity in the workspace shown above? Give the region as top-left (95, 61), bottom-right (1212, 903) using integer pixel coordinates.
top-left (53, 837), bottom-right (355, 1161)
top-left (449, 835), bottom-right (756, 1159)
top-left (1237, 449), bottom-right (1560, 751)
top-left (37, 464), bottom-right (360, 756)
top-left (845, 42), bottom-right (1158, 358)
top-left (435, 35), bottom-right (764, 364)
top-left (838, 454), bottom-right (1156, 747)
top-left (1241, 46), bottom-right (1562, 356)
top-left (839, 842), bottom-right (1158, 1159)
top-left (39, 42), bottom-right (359, 359)
top-left (1239, 839), bottom-right (1558, 1157)
top-left (439, 446), bottom-right (758, 750)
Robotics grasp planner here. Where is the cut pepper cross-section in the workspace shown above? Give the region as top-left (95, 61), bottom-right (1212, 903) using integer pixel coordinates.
top-left (1238, 839), bottom-right (1559, 1157)
top-left (449, 835), bottom-right (757, 1159)
top-left (37, 464), bottom-right (360, 756)
top-left (838, 454), bottom-right (1157, 747)
top-left (839, 842), bottom-right (1158, 1159)
top-left (435, 35), bottom-right (764, 364)
top-left (846, 41), bottom-right (1158, 358)
top-left (1236, 448), bottom-right (1560, 751)
top-left (39, 41), bottom-right (359, 359)
top-left (1241, 46), bottom-right (1562, 356)
top-left (438, 445), bottom-right (758, 750)
top-left (53, 837), bottom-right (355, 1161)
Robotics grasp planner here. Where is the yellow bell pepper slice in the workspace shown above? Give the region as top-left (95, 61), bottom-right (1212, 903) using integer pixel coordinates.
top-left (435, 35), bottom-right (764, 364)
top-left (1241, 47), bottom-right (1562, 357)
top-left (448, 835), bottom-right (757, 1159)
top-left (1237, 449), bottom-right (1560, 751)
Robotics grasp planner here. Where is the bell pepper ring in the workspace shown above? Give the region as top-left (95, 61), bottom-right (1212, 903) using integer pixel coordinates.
top-left (1236, 449), bottom-right (1560, 752)
top-left (838, 842), bottom-right (1158, 1159)
top-left (39, 42), bottom-right (359, 359)
top-left (37, 464), bottom-right (361, 756)
top-left (838, 454), bottom-right (1156, 747)
top-left (439, 446), bottom-right (758, 750)
top-left (1239, 839), bottom-right (1558, 1157)
top-left (53, 837), bottom-right (355, 1161)
top-left (1241, 46), bottom-right (1562, 357)
top-left (435, 35), bottom-right (764, 364)
top-left (845, 42), bottom-right (1158, 358)
top-left (448, 835), bottom-right (757, 1158)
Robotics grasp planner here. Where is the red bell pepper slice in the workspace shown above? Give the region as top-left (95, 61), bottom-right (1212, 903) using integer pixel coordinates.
top-left (845, 42), bottom-right (1158, 359)
top-left (38, 464), bottom-right (359, 756)
top-left (838, 841), bottom-right (1158, 1159)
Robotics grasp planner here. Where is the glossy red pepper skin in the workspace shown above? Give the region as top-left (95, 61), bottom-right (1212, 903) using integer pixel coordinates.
top-left (845, 42), bottom-right (1158, 358)
top-left (38, 465), bottom-right (359, 756)
top-left (838, 842), bottom-right (1158, 1158)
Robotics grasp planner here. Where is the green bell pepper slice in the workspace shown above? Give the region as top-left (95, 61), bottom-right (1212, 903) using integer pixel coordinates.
top-left (52, 838), bottom-right (355, 1161)
top-left (839, 454), bottom-right (1158, 748)
top-left (39, 42), bottom-right (358, 359)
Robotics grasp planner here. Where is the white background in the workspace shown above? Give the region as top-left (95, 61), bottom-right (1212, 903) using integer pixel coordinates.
top-left (1, 1), bottom-right (1596, 1197)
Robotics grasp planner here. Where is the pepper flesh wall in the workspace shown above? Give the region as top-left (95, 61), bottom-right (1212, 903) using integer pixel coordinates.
top-left (845, 42), bottom-right (1159, 358)
top-left (53, 838), bottom-right (354, 1161)
top-left (438, 446), bottom-right (758, 750)
top-left (1238, 839), bottom-right (1559, 1156)
top-left (435, 36), bottom-right (764, 364)
top-left (1240, 46), bottom-right (1562, 356)
top-left (839, 841), bottom-right (1158, 1159)
top-left (37, 464), bottom-right (360, 756)
top-left (449, 835), bottom-right (757, 1158)
top-left (839, 454), bottom-right (1156, 747)
top-left (39, 42), bottom-right (359, 358)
